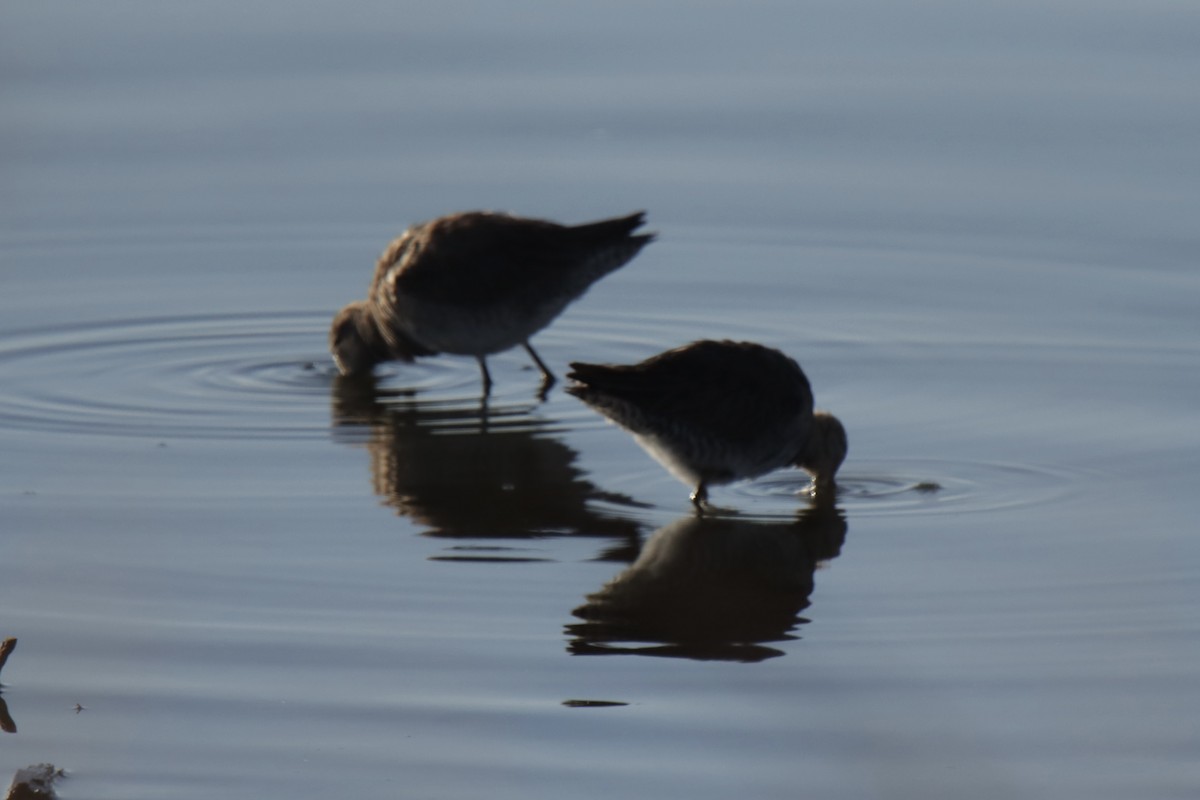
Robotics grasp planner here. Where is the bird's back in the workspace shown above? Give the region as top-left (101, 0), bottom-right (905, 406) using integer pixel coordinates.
top-left (373, 211), bottom-right (652, 309)
top-left (568, 340), bottom-right (815, 447)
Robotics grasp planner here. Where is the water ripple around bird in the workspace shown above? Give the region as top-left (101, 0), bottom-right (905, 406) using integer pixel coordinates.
top-left (0, 307), bottom-right (784, 441)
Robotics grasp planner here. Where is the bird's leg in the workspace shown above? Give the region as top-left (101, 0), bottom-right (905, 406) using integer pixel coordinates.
top-left (522, 342), bottom-right (557, 388)
top-left (476, 356), bottom-right (494, 398)
top-left (478, 392), bottom-right (490, 433)
top-left (690, 482), bottom-right (709, 513)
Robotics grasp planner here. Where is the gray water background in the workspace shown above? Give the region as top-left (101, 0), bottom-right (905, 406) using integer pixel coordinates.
top-left (2, 2), bottom-right (1199, 798)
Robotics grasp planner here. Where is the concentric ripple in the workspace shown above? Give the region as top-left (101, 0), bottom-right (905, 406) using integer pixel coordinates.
top-left (0, 311), bottom-right (567, 440)
top-left (0, 312), bottom-right (340, 439)
top-left (736, 458), bottom-right (1081, 517)
top-left (583, 458), bottom-right (1082, 522)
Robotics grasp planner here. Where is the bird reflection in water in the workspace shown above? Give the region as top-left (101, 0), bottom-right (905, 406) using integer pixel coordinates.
top-left (330, 374), bottom-right (639, 557)
top-left (567, 502), bottom-right (847, 662)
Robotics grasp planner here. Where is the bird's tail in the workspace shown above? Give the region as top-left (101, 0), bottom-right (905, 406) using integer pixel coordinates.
top-left (565, 212), bottom-right (655, 284)
top-left (569, 211), bottom-right (652, 242)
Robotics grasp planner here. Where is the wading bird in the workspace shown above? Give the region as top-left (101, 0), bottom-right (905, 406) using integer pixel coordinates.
top-left (330, 211), bottom-right (654, 395)
top-left (567, 340), bottom-right (846, 509)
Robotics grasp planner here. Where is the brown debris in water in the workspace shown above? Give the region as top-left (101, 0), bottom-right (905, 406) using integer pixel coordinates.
top-left (0, 698), bottom-right (14, 734)
top-left (5, 764), bottom-right (63, 800)
top-left (0, 639), bottom-right (15, 680)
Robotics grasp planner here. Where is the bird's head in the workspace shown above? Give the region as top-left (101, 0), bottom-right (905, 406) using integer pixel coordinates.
top-left (329, 301), bottom-right (388, 377)
top-left (795, 411), bottom-right (847, 496)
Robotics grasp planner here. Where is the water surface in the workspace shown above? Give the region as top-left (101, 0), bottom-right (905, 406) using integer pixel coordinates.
top-left (3, 2), bottom-right (1199, 798)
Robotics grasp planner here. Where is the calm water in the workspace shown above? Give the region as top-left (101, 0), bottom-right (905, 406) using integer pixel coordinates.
top-left (3, 2), bottom-right (1199, 798)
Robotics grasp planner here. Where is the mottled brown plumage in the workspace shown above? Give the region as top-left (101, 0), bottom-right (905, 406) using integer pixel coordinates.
top-left (330, 211), bottom-right (653, 394)
top-left (567, 340), bottom-right (847, 508)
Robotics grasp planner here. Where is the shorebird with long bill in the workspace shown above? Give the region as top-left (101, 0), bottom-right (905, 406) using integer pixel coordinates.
top-left (330, 210), bottom-right (654, 395)
top-left (567, 340), bottom-right (847, 510)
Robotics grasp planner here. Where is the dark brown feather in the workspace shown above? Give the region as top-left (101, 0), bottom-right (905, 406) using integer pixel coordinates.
top-left (380, 211), bottom-right (652, 308)
top-left (568, 340), bottom-right (814, 445)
